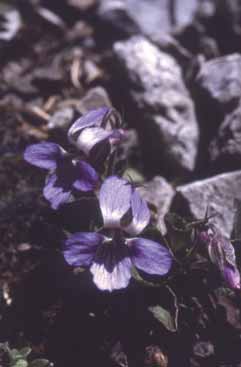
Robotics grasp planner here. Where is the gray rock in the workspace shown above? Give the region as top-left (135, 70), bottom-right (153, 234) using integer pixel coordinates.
top-left (197, 0), bottom-right (216, 18)
top-left (98, 0), bottom-right (202, 40)
top-left (48, 87), bottom-right (112, 130)
top-left (174, 0), bottom-right (201, 30)
top-left (196, 54), bottom-right (241, 108)
top-left (84, 60), bottom-right (103, 84)
top-left (113, 36), bottom-right (199, 176)
top-left (209, 104), bottom-right (241, 171)
top-left (172, 171), bottom-right (241, 237)
top-left (99, 0), bottom-right (193, 67)
top-left (76, 86), bottom-right (112, 114)
top-left (0, 8), bottom-right (22, 41)
top-left (149, 33), bottom-right (192, 67)
top-left (138, 176), bottom-right (175, 234)
top-left (47, 107), bottom-right (74, 130)
top-left (32, 63), bottom-right (63, 84)
top-left (97, 0), bottom-right (171, 38)
top-left (67, 0), bottom-right (96, 11)
top-left (118, 128), bottom-right (140, 164)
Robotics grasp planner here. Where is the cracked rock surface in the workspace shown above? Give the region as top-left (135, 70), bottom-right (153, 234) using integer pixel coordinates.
top-left (113, 36), bottom-right (199, 177)
top-left (172, 170), bottom-right (241, 237)
top-left (209, 103), bottom-right (241, 172)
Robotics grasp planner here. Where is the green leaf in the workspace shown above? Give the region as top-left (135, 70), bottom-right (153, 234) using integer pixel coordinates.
top-left (131, 267), bottom-right (160, 288)
top-left (214, 287), bottom-right (234, 298)
top-left (19, 347), bottom-right (31, 358)
top-left (123, 168), bottom-right (144, 183)
top-left (29, 358), bottom-right (50, 367)
top-left (149, 305), bottom-right (177, 332)
top-left (148, 286), bottom-right (178, 332)
top-left (73, 266), bottom-right (85, 274)
top-left (9, 348), bottom-right (23, 362)
top-left (12, 359), bottom-right (28, 367)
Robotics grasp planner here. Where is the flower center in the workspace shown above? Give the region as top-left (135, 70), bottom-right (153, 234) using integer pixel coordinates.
top-left (94, 229), bottom-right (129, 273)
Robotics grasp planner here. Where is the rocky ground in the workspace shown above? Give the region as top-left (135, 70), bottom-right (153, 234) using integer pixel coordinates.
top-left (1, 0), bottom-right (241, 366)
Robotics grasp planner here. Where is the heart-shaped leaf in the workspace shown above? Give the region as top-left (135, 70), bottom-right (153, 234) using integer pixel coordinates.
top-left (149, 304), bottom-right (177, 332)
top-left (29, 358), bottom-right (50, 367)
top-left (148, 286), bottom-right (178, 332)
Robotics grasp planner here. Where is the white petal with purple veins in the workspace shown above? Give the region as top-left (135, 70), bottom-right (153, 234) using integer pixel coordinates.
top-left (24, 142), bottom-right (66, 170)
top-left (99, 176), bottom-right (132, 228)
top-left (127, 237), bottom-right (172, 275)
top-left (64, 232), bottom-right (105, 267)
top-left (90, 257), bottom-right (132, 291)
top-left (74, 127), bottom-right (112, 155)
top-left (124, 190), bottom-right (150, 236)
top-left (68, 107), bottom-right (109, 142)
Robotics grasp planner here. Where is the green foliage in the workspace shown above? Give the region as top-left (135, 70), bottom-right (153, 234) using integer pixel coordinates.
top-left (131, 266), bottom-right (160, 287)
top-left (148, 286), bottom-right (179, 333)
top-left (149, 304), bottom-right (177, 332)
top-left (19, 348), bottom-right (32, 359)
top-left (12, 361), bottom-right (28, 367)
top-left (29, 359), bottom-right (50, 367)
top-left (164, 212), bottom-right (194, 254)
top-left (0, 343), bottom-right (52, 367)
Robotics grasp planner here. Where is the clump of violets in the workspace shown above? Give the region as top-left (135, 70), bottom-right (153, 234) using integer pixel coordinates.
top-left (24, 106), bottom-right (173, 291)
top-left (24, 106), bottom-right (241, 293)
top-left (24, 107), bottom-right (124, 210)
top-left (64, 176), bottom-right (172, 291)
top-left (24, 142), bottom-right (99, 209)
top-left (68, 107), bottom-right (125, 163)
top-left (197, 223), bottom-right (240, 289)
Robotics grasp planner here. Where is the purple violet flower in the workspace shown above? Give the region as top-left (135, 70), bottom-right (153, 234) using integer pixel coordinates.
top-left (198, 224), bottom-right (240, 289)
top-left (24, 142), bottom-right (99, 209)
top-left (68, 107), bottom-right (125, 158)
top-left (64, 176), bottom-right (172, 292)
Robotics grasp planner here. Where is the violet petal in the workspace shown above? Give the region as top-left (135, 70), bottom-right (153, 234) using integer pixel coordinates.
top-left (99, 176), bottom-right (132, 228)
top-left (24, 142), bottom-right (65, 170)
top-left (124, 190), bottom-right (150, 236)
top-left (68, 107), bottom-right (110, 140)
top-left (64, 232), bottom-right (105, 267)
top-left (72, 160), bottom-right (99, 191)
top-left (43, 172), bottom-right (72, 209)
top-left (128, 237), bottom-right (172, 275)
top-left (110, 128), bottom-right (125, 144)
top-left (208, 235), bottom-right (241, 289)
top-left (223, 266), bottom-right (241, 289)
top-left (90, 257), bottom-right (132, 292)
